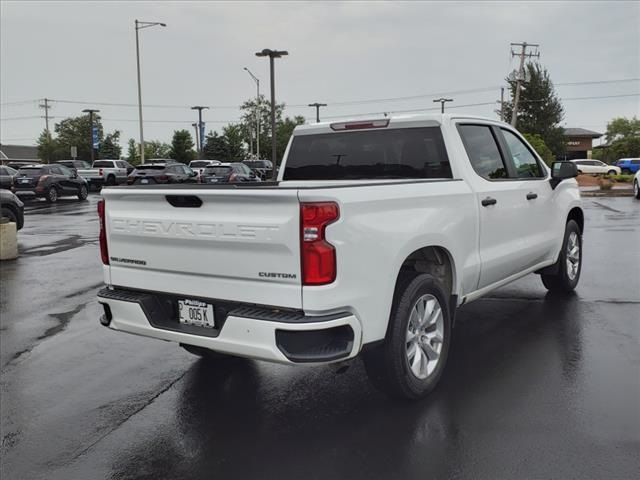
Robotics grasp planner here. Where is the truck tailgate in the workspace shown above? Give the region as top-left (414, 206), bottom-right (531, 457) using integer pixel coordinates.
top-left (101, 188), bottom-right (302, 309)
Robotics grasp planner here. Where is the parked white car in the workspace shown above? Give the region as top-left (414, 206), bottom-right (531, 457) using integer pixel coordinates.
top-left (97, 114), bottom-right (583, 399)
top-left (634, 170), bottom-right (640, 199)
top-left (571, 159), bottom-right (620, 175)
top-left (189, 160), bottom-right (221, 179)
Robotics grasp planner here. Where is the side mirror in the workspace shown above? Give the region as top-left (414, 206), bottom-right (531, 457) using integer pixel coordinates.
top-left (71, 169), bottom-right (78, 179)
top-left (550, 161), bottom-right (578, 189)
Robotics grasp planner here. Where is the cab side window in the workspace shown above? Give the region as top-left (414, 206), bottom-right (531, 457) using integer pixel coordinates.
top-left (458, 125), bottom-right (508, 180)
top-left (500, 129), bottom-right (544, 178)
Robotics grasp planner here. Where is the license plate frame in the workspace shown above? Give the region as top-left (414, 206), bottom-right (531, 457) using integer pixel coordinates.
top-left (178, 299), bottom-right (215, 329)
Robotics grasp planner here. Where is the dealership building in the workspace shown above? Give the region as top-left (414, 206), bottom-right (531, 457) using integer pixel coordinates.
top-left (562, 128), bottom-right (603, 160)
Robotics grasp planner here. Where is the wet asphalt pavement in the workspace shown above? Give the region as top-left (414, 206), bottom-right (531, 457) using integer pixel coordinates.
top-left (1, 194), bottom-right (639, 480)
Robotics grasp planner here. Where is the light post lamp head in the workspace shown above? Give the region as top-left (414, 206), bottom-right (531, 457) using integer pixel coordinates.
top-left (255, 49), bottom-right (288, 58)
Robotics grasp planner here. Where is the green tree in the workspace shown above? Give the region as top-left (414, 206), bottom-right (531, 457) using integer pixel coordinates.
top-left (240, 95), bottom-right (285, 159)
top-left (203, 131), bottom-right (228, 160)
top-left (170, 130), bottom-right (196, 163)
top-left (144, 140), bottom-right (172, 160)
top-left (98, 131), bottom-right (122, 159)
top-left (127, 138), bottom-right (140, 164)
top-left (222, 124), bottom-right (246, 161)
top-left (523, 133), bottom-right (554, 166)
top-left (36, 130), bottom-right (55, 163)
top-left (597, 116), bottom-right (640, 164)
top-left (276, 115), bottom-right (306, 161)
top-left (503, 62), bottom-right (565, 157)
top-left (53, 113), bottom-right (104, 161)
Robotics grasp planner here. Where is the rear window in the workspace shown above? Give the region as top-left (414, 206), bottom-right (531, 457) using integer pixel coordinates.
top-left (283, 127), bottom-right (452, 181)
top-left (190, 161), bottom-right (211, 168)
top-left (135, 165), bottom-right (166, 171)
top-left (206, 166), bottom-right (232, 176)
top-left (93, 161), bottom-right (114, 168)
top-left (18, 167), bottom-right (44, 175)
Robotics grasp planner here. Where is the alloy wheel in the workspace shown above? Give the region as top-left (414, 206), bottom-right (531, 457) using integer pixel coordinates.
top-left (405, 294), bottom-right (444, 379)
top-left (566, 231), bottom-right (580, 281)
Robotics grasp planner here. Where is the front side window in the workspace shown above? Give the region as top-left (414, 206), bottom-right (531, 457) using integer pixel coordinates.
top-left (284, 127), bottom-right (452, 181)
top-left (500, 129), bottom-right (544, 178)
top-left (58, 165), bottom-right (73, 176)
top-left (458, 125), bottom-right (507, 180)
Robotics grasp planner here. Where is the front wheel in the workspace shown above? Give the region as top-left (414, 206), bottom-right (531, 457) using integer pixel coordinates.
top-left (46, 186), bottom-right (58, 203)
top-left (1, 206), bottom-right (17, 224)
top-left (634, 179), bottom-right (640, 199)
top-left (78, 184), bottom-right (88, 200)
top-left (607, 170), bottom-right (617, 176)
top-left (541, 220), bottom-right (582, 293)
top-left (363, 273), bottom-right (451, 399)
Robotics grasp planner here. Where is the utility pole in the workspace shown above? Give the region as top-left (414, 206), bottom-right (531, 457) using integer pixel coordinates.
top-left (510, 41), bottom-right (540, 127)
top-left (82, 108), bottom-right (100, 163)
top-left (191, 123), bottom-right (199, 156)
top-left (244, 67), bottom-right (260, 159)
top-left (39, 98), bottom-right (52, 163)
top-left (191, 106), bottom-right (209, 159)
top-left (433, 97), bottom-right (453, 113)
top-left (308, 102), bottom-right (327, 123)
top-left (255, 48), bottom-right (288, 180)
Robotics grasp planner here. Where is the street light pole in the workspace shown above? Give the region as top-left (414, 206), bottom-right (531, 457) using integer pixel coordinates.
top-left (433, 97), bottom-right (453, 113)
top-left (135, 19), bottom-right (166, 164)
top-left (255, 49), bottom-right (288, 180)
top-left (192, 123), bottom-right (199, 155)
top-left (243, 67), bottom-right (260, 159)
top-left (308, 102), bottom-right (327, 123)
top-left (82, 108), bottom-right (100, 162)
top-left (191, 106), bottom-right (209, 159)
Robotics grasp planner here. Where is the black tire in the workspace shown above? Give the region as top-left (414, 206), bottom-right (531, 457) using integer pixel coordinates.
top-left (541, 219), bottom-right (582, 293)
top-left (106, 175), bottom-right (116, 186)
top-left (577, 170), bottom-right (582, 175)
top-left (634, 179), bottom-right (640, 199)
top-left (1, 206), bottom-right (17, 224)
top-left (607, 170), bottom-right (617, 176)
top-left (78, 184), bottom-right (88, 200)
top-left (622, 168), bottom-right (631, 175)
top-left (180, 343), bottom-right (233, 361)
top-left (363, 273), bottom-right (452, 400)
top-left (46, 186), bottom-right (58, 203)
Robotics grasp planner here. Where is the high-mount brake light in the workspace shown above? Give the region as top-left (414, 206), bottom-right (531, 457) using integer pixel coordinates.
top-left (329, 119), bottom-right (390, 131)
top-left (300, 202), bottom-right (339, 285)
top-left (97, 199), bottom-right (109, 265)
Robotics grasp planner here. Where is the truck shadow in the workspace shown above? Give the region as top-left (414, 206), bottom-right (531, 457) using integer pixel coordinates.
top-left (109, 292), bottom-right (584, 480)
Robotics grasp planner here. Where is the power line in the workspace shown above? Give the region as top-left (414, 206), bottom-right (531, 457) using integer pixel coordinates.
top-left (561, 93), bottom-right (640, 101)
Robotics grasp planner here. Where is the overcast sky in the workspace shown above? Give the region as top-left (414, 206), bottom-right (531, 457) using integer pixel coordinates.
top-left (1, 1), bottom-right (638, 149)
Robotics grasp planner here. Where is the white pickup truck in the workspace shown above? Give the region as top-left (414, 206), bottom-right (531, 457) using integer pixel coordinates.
top-left (97, 114), bottom-right (583, 399)
top-left (82, 159), bottom-right (132, 188)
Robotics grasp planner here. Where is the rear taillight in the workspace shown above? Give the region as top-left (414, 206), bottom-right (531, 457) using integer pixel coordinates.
top-left (157, 174), bottom-right (169, 182)
top-left (99, 168), bottom-right (104, 176)
top-left (229, 173), bottom-right (238, 182)
top-left (37, 175), bottom-right (50, 185)
top-left (97, 199), bottom-right (109, 265)
top-left (300, 202), bottom-right (339, 285)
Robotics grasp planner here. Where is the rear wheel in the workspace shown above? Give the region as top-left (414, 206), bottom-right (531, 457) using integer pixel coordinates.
top-left (541, 220), bottom-right (582, 293)
top-left (577, 169), bottom-right (583, 175)
top-left (363, 273), bottom-right (451, 399)
top-left (106, 175), bottom-right (116, 186)
top-left (46, 186), bottom-right (58, 203)
top-left (607, 170), bottom-right (617, 176)
top-left (78, 184), bottom-right (88, 200)
top-left (622, 168), bottom-right (631, 175)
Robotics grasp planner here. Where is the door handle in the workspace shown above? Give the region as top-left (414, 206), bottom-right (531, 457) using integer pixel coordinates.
top-left (481, 197), bottom-right (497, 207)
top-left (526, 192), bottom-right (538, 200)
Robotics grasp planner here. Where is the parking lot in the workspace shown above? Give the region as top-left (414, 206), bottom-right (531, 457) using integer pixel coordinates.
top-left (1, 193), bottom-right (639, 480)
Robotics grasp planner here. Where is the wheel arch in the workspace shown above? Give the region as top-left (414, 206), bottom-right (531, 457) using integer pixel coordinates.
top-left (567, 206), bottom-right (584, 233)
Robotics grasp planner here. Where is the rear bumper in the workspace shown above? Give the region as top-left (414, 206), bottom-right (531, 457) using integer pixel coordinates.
top-left (97, 287), bottom-right (363, 364)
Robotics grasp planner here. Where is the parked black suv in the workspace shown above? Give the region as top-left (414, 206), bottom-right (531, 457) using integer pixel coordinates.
top-left (201, 163), bottom-right (260, 183)
top-left (127, 163), bottom-right (198, 185)
top-left (13, 164), bottom-right (89, 203)
top-left (242, 159), bottom-right (273, 179)
top-left (0, 190), bottom-right (24, 230)
top-left (0, 165), bottom-right (18, 190)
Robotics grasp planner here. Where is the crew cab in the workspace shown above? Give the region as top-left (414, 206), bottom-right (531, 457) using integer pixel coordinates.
top-left (97, 114), bottom-right (583, 399)
top-left (82, 160), bottom-right (131, 189)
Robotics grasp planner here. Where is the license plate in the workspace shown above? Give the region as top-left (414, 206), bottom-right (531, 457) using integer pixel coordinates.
top-left (208, 178), bottom-right (218, 183)
top-left (141, 178), bottom-right (149, 184)
top-left (19, 179), bottom-right (30, 184)
top-left (178, 299), bottom-right (215, 328)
